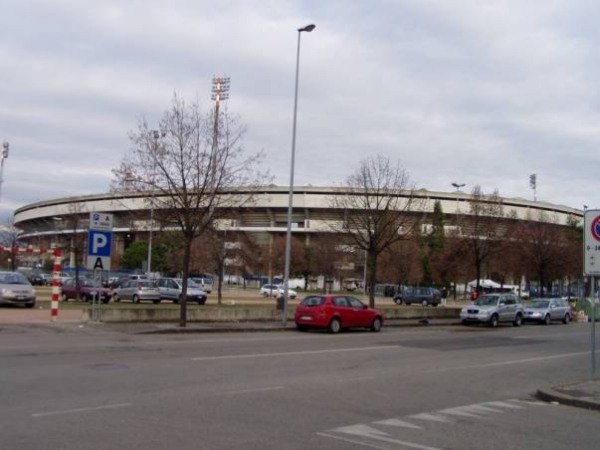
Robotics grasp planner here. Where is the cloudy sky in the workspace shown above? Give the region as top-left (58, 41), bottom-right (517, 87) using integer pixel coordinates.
top-left (1, 0), bottom-right (598, 221)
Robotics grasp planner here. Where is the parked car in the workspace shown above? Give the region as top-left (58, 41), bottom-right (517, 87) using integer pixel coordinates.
top-left (61, 278), bottom-right (112, 303)
top-left (157, 278), bottom-right (207, 305)
top-left (29, 273), bottom-right (47, 286)
top-left (0, 271), bottom-right (36, 308)
top-left (294, 294), bottom-right (383, 333)
top-left (260, 284), bottom-right (297, 299)
top-left (113, 279), bottom-right (161, 304)
top-left (191, 276), bottom-right (213, 294)
top-left (523, 298), bottom-right (572, 325)
top-left (460, 294), bottom-right (524, 327)
top-left (393, 286), bottom-right (442, 306)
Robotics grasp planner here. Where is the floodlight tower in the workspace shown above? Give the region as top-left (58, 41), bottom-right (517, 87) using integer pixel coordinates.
top-left (210, 76), bottom-right (230, 179)
top-left (0, 141), bottom-right (9, 202)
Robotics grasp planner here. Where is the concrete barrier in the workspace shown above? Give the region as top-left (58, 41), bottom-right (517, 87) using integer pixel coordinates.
top-left (84, 305), bottom-right (462, 323)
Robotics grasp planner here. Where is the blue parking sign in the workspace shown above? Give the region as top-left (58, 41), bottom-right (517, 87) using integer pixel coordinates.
top-left (88, 230), bottom-right (112, 257)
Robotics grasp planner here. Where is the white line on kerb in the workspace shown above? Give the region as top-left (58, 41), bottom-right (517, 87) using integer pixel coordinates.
top-left (191, 345), bottom-right (399, 361)
top-left (426, 351), bottom-right (591, 373)
top-left (32, 402), bottom-right (133, 418)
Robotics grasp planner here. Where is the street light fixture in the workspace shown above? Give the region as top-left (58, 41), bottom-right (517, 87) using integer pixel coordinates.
top-left (282, 23), bottom-right (316, 326)
top-left (451, 182), bottom-right (465, 191)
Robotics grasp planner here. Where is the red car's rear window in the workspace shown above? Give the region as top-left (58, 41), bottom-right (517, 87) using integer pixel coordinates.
top-left (300, 296), bottom-right (326, 307)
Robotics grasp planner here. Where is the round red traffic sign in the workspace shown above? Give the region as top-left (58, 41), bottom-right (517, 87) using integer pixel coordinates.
top-left (591, 216), bottom-right (600, 241)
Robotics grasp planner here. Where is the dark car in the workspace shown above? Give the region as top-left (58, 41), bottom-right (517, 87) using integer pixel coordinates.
top-left (393, 287), bottom-right (442, 306)
top-left (61, 278), bottom-right (112, 303)
top-left (294, 294), bottom-right (384, 333)
top-left (29, 273), bottom-right (47, 286)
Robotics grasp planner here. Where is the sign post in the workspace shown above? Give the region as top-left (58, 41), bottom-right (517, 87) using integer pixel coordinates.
top-left (583, 210), bottom-right (600, 377)
top-left (87, 213), bottom-right (113, 321)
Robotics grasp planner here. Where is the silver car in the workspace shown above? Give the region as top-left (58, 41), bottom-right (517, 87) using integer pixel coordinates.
top-left (523, 298), bottom-right (571, 325)
top-left (157, 278), bottom-right (208, 305)
top-left (0, 271), bottom-right (36, 308)
top-left (460, 294), bottom-right (524, 327)
top-left (113, 279), bottom-right (161, 304)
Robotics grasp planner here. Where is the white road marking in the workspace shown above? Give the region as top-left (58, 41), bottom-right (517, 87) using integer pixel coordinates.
top-left (320, 399), bottom-right (539, 449)
top-left (323, 424), bottom-right (443, 450)
top-left (336, 376), bottom-right (376, 382)
top-left (32, 402), bottom-right (132, 418)
top-left (191, 345), bottom-right (399, 361)
top-left (218, 386), bottom-right (285, 395)
top-left (374, 418), bottom-right (422, 429)
top-left (437, 406), bottom-right (480, 418)
top-left (485, 400), bottom-right (526, 409)
top-left (409, 413), bottom-right (452, 423)
top-left (426, 351), bottom-right (591, 373)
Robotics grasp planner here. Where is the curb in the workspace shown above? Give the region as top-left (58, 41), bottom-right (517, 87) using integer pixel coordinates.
top-left (536, 387), bottom-right (600, 412)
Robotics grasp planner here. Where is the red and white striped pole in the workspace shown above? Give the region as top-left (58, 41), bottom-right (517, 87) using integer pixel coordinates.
top-left (51, 248), bottom-right (62, 321)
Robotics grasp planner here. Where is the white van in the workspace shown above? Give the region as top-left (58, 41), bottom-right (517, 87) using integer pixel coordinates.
top-left (191, 275), bottom-right (213, 294)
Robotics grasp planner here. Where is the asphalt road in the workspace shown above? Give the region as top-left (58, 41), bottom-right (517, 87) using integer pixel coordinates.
top-left (1, 320), bottom-right (599, 449)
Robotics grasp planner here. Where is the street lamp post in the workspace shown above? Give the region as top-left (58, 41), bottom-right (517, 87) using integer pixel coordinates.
top-left (450, 182), bottom-right (465, 300)
top-left (147, 130), bottom-right (163, 277)
top-left (282, 23), bottom-right (316, 326)
top-left (0, 141), bottom-right (9, 202)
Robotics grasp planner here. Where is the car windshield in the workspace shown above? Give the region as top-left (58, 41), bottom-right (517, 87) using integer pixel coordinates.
top-left (530, 300), bottom-right (550, 308)
top-left (0, 272), bottom-right (29, 285)
top-left (474, 296), bottom-right (499, 306)
top-left (81, 279), bottom-right (102, 288)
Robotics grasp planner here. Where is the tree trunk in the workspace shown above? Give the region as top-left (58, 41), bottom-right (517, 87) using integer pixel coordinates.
top-left (179, 238), bottom-right (192, 327)
top-left (367, 250), bottom-right (377, 308)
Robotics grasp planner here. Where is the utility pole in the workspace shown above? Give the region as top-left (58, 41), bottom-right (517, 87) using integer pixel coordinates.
top-left (0, 141), bottom-right (9, 202)
top-left (529, 174), bottom-right (537, 201)
top-left (210, 76), bottom-right (230, 181)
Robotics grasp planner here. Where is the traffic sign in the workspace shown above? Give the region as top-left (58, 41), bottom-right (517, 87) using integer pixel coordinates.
top-left (87, 229), bottom-right (112, 270)
top-left (584, 210), bottom-right (600, 275)
top-left (89, 212), bottom-right (113, 231)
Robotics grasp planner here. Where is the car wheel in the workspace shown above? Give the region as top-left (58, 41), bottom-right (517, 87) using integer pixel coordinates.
top-left (198, 299), bottom-right (206, 305)
top-left (152, 299), bottom-right (160, 304)
top-left (61, 293), bottom-right (68, 302)
top-left (262, 292), bottom-right (269, 297)
top-left (513, 313), bottom-right (523, 327)
top-left (113, 293), bottom-right (120, 302)
top-left (421, 299), bottom-right (428, 307)
top-left (462, 320), bottom-right (470, 326)
top-left (544, 314), bottom-right (551, 325)
top-left (296, 324), bottom-right (308, 332)
top-left (489, 314), bottom-right (499, 328)
top-left (132, 295), bottom-right (140, 304)
top-left (371, 317), bottom-right (382, 332)
top-left (394, 298), bottom-right (402, 305)
top-left (328, 317), bottom-right (341, 334)
top-left (25, 302), bottom-right (35, 308)
top-left (563, 313), bottom-right (571, 324)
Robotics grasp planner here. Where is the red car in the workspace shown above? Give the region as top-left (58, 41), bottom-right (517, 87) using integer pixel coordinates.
top-left (61, 278), bottom-right (112, 303)
top-left (294, 294), bottom-right (384, 333)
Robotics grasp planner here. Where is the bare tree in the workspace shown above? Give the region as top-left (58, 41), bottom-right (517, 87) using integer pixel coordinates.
top-left (113, 94), bottom-right (267, 326)
top-left (0, 217), bottom-right (22, 271)
top-left (328, 155), bottom-right (422, 307)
